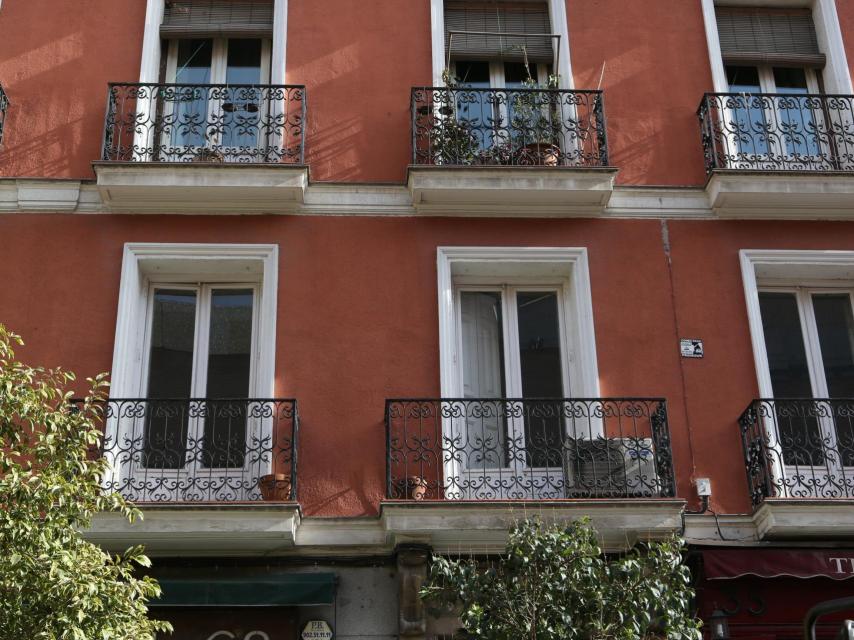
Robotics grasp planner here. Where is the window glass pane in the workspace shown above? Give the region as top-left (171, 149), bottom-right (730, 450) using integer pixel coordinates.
top-left (203, 288), bottom-right (254, 468)
top-left (454, 60), bottom-right (490, 85)
top-left (504, 62), bottom-right (531, 86)
top-left (144, 289), bottom-right (197, 469)
top-left (772, 67), bottom-right (820, 157)
top-left (172, 39), bottom-right (213, 151)
top-left (726, 65), bottom-right (761, 92)
top-left (759, 291), bottom-right (823, 465)
top-left (517, 291), bottom-right (563, 467)
top-left (451, 61), bottom-right (493, 154)
top-left (812, 294), bottom-right (854, 466)
top-left (460, 291), bottom-right (506, 468)
top-left (226, 39), bottom-right (262, 84)
top-left (222, 40), bottom-right (265, 152)
top-left (725, 65), bottom-right (769, 157)
top-left (773, 67), bottom-right (809, 92)
top-left (147, 289), bottom-right (197, 398)
top-left (760, 292), bottom-right (813, 396)
top-left (175, 39), bottom-right (213, 84)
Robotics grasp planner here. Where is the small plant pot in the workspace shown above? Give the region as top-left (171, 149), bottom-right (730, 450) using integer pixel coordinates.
top-left (259, 473), bottom-right (292, 501)
top-left (408, 476), bottom-right (429, 501)
top-left (517, 142), bottom-right (559, 167)
top-left (192, 148), bottom-right (224, 163)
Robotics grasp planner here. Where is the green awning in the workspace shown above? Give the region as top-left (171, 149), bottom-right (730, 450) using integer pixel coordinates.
top-left (153, 572), bottom-right (336, 607)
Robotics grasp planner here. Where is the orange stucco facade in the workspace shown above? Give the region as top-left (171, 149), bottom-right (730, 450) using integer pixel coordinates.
top-left (2, 0), bottom-right (854, 524)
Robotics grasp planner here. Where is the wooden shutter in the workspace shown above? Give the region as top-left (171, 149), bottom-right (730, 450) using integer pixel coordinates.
top-left (716, 8), bottom-right (825, 68)
top-left (161, 0), bottom-right (274, 38)
top-left (445, 1), bottom-right (554, 63)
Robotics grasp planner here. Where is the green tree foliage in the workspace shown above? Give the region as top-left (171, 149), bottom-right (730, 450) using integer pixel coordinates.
top-left (0, 326), bottom-right (171, 639)
top-left (421, 517), bottom-right (702, 640)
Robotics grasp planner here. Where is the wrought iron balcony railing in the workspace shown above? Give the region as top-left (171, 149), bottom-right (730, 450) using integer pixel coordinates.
top-left (698, 92), bottom-right (854, 173)
top-left (385, 398), bottom-right (674, 501)
top-left (411, 87), bottom-right (609, 167)
top-left (0, 84), bottom-right (8, 147)
top-left (101, 83), bottom-right (306, 164)
top-left (739, 399), bottom-right (854, 505)
top-left (80, 398), bottom-right (298, 503)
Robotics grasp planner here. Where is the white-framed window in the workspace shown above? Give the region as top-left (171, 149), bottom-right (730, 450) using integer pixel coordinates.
top-left (162, 37), bottom-right (272, 158)
top-left (437, 247), bottom-right (600, 498)
top-left (741, 250), bottom-right (854, 497)
top-left (107, 243), bottom-right (278, 497)
top-left (430, 0), bottom-right (573, 87)
top-left (701, 0), bottom-right (852, 95)
top-left (438, 247), bottom-right (599, 399)
top-left (725, 64), bottom-right (824, 160)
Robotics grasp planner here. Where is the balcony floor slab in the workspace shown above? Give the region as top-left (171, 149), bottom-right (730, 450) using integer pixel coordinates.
top-left (706, 170), bottom-right (854, 218)
top-left (407, 166), bottom-right (618, 217)
top-left (754, 499), bottom-right (854, 539)
top-left (86, 503), bottom-right (301, 556)
top-left (380, 499), bottom-right (685, 553)
top-left (93, 162), bottom-right (308, 214)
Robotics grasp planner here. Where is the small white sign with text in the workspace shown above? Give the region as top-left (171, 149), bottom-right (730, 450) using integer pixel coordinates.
top-left (680, 338), bottom-right (704, 358)
top-left (301, 621), bottom-right (333, 640)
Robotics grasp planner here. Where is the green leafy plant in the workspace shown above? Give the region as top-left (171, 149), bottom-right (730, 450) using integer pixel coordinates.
top-left (510, 73), bottom-right (564, 164)
top-left (0, 325), bottom-right (171, 639)
top-left (420, 517), bottom-right (702, 640)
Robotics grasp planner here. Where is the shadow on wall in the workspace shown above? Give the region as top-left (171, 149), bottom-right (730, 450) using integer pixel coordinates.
top-left (0, 113), bottom-right (86, 177)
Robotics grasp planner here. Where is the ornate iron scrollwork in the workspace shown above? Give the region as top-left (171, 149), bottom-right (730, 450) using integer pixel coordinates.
top-left (385, 397), bottom-right (675, 501)
top-left (101, 83), bottom-right (306, 164)
top-left (410, 86), bottom-right (609, 167)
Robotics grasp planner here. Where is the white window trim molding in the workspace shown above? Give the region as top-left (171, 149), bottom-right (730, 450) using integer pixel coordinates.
top-left (740, 249), bottom-right (854, 399)
top-left (430, 0), bottom-right (574, 89)
top-left (110, 243), bottom-right (279, 399)
top-left (437, 246), bottom-right (600, 400)
top-left (137, 0), bottom-right (288, 84)
top-left (701, 0), bottom-right (853, 94)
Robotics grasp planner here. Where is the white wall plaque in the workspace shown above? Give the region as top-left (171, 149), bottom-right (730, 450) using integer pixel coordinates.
top-left (301, 621), bottom-right (333, 640)
top-left (680, 339), bottom-right (704, 358)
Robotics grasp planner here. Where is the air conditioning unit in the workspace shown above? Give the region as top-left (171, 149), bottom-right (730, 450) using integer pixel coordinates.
top-left (563, 438), bottom-right (660, 498)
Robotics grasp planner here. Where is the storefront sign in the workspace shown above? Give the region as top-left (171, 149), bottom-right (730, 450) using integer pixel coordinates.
top-left (301, 620), bottom-right (333, 640)
top-left (153, 608), bottom-right (295, 640)
top-left (703, 549), bottom-right (854, 580)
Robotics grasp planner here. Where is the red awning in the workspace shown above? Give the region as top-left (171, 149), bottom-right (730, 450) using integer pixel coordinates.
top-left (703, 550), bottom-right (854, 581)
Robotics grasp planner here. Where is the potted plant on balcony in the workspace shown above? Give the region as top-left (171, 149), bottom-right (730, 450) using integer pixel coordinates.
top-left (423, 68), bottom-right (481, 166)
top-left (510, 73), bottom-right (563, 166)
top-left (258, 472), bottom-right (292, 501)
top-left (191, 146), bottom-right (224, 163)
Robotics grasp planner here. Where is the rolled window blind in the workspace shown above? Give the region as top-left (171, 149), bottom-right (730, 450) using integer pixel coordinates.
top-left (445, 1), bottom-right (554, 63)
top-left (161, 0), bottom-right (274, 38)
top-left (716, 8), bottom-right (825, 68)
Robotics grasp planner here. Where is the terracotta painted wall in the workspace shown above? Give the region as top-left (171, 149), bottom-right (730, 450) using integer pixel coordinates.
top-left (0, 0), bottom-right (145, 179)
top-left (0, 0), bottom-right (721, 185)
top-left (285, 0), bottom-right (432, 183)
top-left (0, 214), bottom-right (693, 517)
top-left (667, 220), bottom-right (854, 513)
top-left (836, 0), bottom-right (854, 82)
top-left (8, 214), bottom-right (850, 516)
top-left (567, 0), bottom-right (712, 187)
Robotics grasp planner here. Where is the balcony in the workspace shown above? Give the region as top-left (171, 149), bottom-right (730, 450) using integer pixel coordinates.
top-left (698, 92), bottom-right (854, 217)
top-left (84, 398), bottom-right (301, 555)
top-left (0, 83), bottom-right (8, 147)
top-left (381, 398), bottom-right (684, 552)
top-left (93, 83), bottom-right (308, 212)
top-left (739, 399), bottom-right (854, 538)
top-left (407, 87), bottom-right (617, 216)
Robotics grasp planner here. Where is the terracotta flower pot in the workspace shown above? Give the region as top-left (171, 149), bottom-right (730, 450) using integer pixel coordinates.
top-left (517, 142), bottom-right (559, 166)
top-left (259, 473), bottom-right (292, 501)
top-left (408, 476), bottom-right (428, 501)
